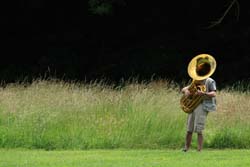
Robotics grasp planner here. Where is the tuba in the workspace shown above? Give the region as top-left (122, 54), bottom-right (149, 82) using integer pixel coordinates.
top-left (180, 54), bottom-right (217, 113)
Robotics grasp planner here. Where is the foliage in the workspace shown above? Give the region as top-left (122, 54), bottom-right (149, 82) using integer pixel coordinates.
top-left (0, 79), bottom-right (249, 150)
top-left (88, 0), bottom-right (126, 15)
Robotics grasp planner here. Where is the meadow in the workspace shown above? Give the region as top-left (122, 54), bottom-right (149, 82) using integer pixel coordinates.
top-left (0, 79), bottom-right (249, 150)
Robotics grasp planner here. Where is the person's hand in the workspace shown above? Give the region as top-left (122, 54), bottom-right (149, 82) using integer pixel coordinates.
top-left (184, 89), bottom-right (191, 96)
top-left (196, 90), bottom-right (206, 96)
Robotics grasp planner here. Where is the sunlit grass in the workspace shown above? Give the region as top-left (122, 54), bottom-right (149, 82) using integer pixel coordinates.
top-left (0, 79), bottom-right (249, 149)
top-left (1, 149), bottom-right (250, 167)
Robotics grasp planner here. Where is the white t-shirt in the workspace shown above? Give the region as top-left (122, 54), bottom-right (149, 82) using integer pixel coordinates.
top-left (202, 77), bottom-right (217, 112)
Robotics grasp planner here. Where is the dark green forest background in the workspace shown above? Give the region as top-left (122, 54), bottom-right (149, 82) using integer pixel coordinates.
top-left (1, 0), bottom-right (249, 88)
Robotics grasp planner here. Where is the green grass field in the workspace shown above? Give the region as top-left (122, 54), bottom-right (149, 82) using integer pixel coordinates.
top-left (0, 79), bottom-right (250, 166)
top-left (0, 79), bottom-right (250, 150)
top-left (1, 149), bottom-right (250, 167)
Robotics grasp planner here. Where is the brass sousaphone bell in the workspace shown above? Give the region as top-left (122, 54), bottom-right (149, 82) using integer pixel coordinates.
top-left (180, 54), bottom-right (217, 113)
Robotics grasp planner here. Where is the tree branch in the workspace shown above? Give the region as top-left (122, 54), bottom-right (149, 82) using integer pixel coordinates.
top-left (205, 0), bottom-right (240, 29)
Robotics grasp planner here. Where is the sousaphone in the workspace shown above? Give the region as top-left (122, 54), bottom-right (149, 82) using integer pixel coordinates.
top-left (180, 54), bottom-right (217, 113)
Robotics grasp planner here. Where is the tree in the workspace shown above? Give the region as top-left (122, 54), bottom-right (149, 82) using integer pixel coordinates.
top-left (88, 0), bottom-right (126, 15)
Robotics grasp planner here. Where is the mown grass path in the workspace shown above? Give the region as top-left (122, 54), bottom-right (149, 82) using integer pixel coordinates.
top-left (0, 149), bottom-right (250, 167)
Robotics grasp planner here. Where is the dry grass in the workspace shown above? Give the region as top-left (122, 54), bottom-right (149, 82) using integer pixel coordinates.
top-left (0, 79), bottom-right (249, 149)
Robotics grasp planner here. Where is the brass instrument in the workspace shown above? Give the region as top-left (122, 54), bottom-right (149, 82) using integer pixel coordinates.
top-left (180, 54), bottom-right (217, 113)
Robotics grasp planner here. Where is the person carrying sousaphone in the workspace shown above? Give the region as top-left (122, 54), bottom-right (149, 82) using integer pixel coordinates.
top-left (180, 54), bottom-right (217, 152)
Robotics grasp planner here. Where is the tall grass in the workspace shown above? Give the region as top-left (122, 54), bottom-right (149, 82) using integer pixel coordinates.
top-left (0, 79), bottom-right (249, 150)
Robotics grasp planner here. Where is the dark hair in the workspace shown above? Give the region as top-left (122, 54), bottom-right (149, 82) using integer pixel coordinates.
top-left (196, 62), bottom-right (211, 76)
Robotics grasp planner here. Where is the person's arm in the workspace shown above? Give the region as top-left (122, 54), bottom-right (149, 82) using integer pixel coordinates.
top-left (205, 90), bottom-right (216, 97)
top-left (197, 90), bottom-right (216, 97)
top-left (197, 78), bottom-right (217, 97)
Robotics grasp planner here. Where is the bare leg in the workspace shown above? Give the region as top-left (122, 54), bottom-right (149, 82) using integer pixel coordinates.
top-left (197, 133), bottom-right (203, 151)
top-left (183, 131), bottom-right (193, 151)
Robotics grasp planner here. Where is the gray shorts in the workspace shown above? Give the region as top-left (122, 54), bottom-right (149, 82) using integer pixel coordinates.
top-left (186, 104), bottom-right (208, 133)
